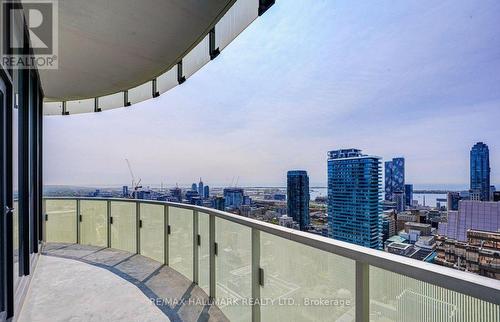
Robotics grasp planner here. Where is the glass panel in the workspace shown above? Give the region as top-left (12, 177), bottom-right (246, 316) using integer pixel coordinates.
top-left (215, 0), bottom-right (259, 51)
top-left (66, 98), bottom-right (94, 115)
top-left (157, 67), bottom-right (177, 95)
top-left (369, 266), bottom-right (500, 322)
top-left (260, 233), bottom-right (355, 322)
top-left (13, 89), bottom-right (19, 289)
top-left (169, 206), bottom-right (193, 280)
top-left (183, 35), bottom-right (210, 79)
top-left (140, 203), bottom-right (164, 263)
top-left (43, 101), bottom-right (63, 115)
top-left (13, 201), bottom-right (19, 289)
top-left (198, 212), bottom-right (210, 294)
top-left (99, 92), bottom-right (124, 111)
top-left (216, 218), bottom-right (252, 322)
top-left (129, 81), bottom-right (152, 105)
top-left (45, 200), bottom-right (77, 243)
top-left (110, 201), bottom-right (136, 253)
top-left (80, 200), bottom-right (108, 247)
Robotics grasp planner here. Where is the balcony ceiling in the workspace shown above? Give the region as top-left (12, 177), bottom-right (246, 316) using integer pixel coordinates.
top-left (39, 0), bottom-right (233, 101)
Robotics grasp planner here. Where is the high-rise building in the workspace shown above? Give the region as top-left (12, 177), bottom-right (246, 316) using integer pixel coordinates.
top-left (191, 183), bottom-right (197, 192)
top-left (385, 157), bottom-right (405, 201)
top-left (198, 178), bottom-right (204, 199)
top-left (393, 191), bottom-right (405, 213)
top-left (185, 190), bottom-right (200, 204)
top-left (384, 161), bottom-right (393, 201)
top-left (328, 148), bottom-right (382, 249)
top-left (495, 192), bottom-right (500, 202)
top-left (287, 170), bottom-right (310, 231)
top-left (381, 211), bottom-right (396, 243)
top-left (122, 185), bottom-right (129, 198)
top-left (447, 192), bottom-right (460, 211)
top-left (170, 187), bottom-right (182, 202)
top-left (203, 185), bottom-right (210, 199)
top-left (404, 184), bottom-right (413, 207)
top-left (212, 196), bottom-right (225, 211)
top-left (223, 188), bottom-right (244, 209)
top-left (470, 142), bottom-right (490, 201)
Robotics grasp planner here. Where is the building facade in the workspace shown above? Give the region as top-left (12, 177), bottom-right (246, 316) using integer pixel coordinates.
top-left (286, 170), bottom-right (310, 231)
top-left (435, 230), bottom-right (500, 280)
top-left (470, 142), bottom-right (491, 201)
top-left (198, 178), bottom-right (204, 199)
top-left (203, 185), bottom-right (210, 199)
top-left (404, 184), bottom-right (413, 207)
top-left (438, 201), bottom-right (500, 241)
top-left (385, 157), bottom-right (405, 201)
top-left (447, 192), bottom-right (461, 211)
top-left (212, 196), bottom-right (225, 211)
top-left (223, 188), bottom-right (245, 209)
top-left (328, 149), bottom-right (382, 249)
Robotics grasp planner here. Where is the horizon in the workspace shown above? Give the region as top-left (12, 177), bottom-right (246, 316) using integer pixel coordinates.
top-left (44, 0), bottom-right (500, 188)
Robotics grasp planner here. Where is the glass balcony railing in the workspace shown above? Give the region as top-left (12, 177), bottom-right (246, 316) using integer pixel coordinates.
top-left (42, 197), bottom-right (500, 322)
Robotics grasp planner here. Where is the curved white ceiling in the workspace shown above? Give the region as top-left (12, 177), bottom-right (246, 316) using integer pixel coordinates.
top-left (39, 0), bottom-right (233, 101)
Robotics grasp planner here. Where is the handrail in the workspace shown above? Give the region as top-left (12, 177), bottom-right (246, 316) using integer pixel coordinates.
top-left (43, 196), bottom-right (500, 306)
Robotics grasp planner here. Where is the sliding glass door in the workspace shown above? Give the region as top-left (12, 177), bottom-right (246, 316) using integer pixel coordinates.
top-left (1, 67), bottom-right (14, 319)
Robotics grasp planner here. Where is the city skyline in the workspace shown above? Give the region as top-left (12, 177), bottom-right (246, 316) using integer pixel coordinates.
top-left (43, 0), bottom-right (500, 187)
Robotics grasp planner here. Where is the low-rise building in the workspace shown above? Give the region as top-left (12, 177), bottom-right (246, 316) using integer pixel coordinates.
top-left (435, 230), bottom-right (500, 280)
top-left (404, 222), bottom-right (432, 236)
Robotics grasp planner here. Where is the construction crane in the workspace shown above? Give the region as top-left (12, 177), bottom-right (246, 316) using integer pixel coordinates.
top-left (125, 158), bottom-right (142, 198)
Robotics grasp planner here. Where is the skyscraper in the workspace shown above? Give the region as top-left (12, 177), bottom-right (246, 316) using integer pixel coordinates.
top-left (470, 142), bottom-right (490, 201)
top-left (198, 178), bottom-right (204, 199)
top-left (384, 157), bottom-right (405, 201)
top-left (384, 161), bottom-right (393, 201)
top-left (223, 188), bottom-right (244, 209)
top-left (404, 184), bottom-right (413, 207)
top-left (328, 149), bottom-right (382, 249)
top-left (191, 183), bottom-right (197, 192)
top-left (203, 185), bottom-right (210, 199)
top-left (447, 192), bottom-right (460, 211)
top-left (212, 196), bottom-right (225, 211)
top-left (287, 170), bottom-right (310, 231)
top-left (170, 187), bottom-right (182, 202)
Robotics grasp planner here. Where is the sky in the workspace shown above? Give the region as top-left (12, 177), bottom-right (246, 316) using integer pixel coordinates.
top-left (43, 0), bottom-right (500, 188)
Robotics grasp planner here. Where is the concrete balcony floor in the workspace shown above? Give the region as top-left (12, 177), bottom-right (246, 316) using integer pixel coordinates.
top-left (19, 243), bottom-right (228, 322)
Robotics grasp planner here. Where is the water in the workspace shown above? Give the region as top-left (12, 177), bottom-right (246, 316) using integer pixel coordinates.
top-left (412, 193), bottom-right (447, 208)
top-left (309, 187), bottom-right (446, 208)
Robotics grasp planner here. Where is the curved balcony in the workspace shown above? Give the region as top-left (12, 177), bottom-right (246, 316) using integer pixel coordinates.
top-left (34, 197), bottom-right (500, 322)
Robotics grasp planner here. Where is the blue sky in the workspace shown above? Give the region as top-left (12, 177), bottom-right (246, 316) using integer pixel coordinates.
top-left (44, 0), bottom-right (500, 188)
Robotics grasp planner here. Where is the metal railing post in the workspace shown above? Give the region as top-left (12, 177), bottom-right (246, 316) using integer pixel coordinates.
top-left (164, 205), bottom-right (169, 265)
top-left (107, 200), bottom-right (111, 248)
top-left (355, 261), bottom-right (369, 322)
top-left (193, 210), bottom-right (199, 284)
top-left (76, 199), bottom-right (80, 244)
top-left (252, 228), bottom-right (261, 322)
top-left (209, 213), bottom-right (216, 301)
top-left (136, 201), bottom-right (141, 254)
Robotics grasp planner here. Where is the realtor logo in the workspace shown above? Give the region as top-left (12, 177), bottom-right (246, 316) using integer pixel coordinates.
top-left (2, 0), bottom-right (58, 69)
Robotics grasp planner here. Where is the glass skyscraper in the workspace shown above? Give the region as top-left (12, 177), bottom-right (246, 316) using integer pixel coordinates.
top-left (328, 149), bottom-right (382, 249)
top-left (384, 157), bottom-right (405, 201)
top-left (287, 170), bottom-right (310, 231)
top-left (223, 188), bottom-right (244, 208)
top-left (470, 142), bottom-right (490, 201)
top-left (404, 184), bottom-right (413, 207)
top-left (198, 178), bottom-right (204, 199)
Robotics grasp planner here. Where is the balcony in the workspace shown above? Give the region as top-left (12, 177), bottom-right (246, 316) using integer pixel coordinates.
top-left (18, 197), bottom-right (500, 321)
